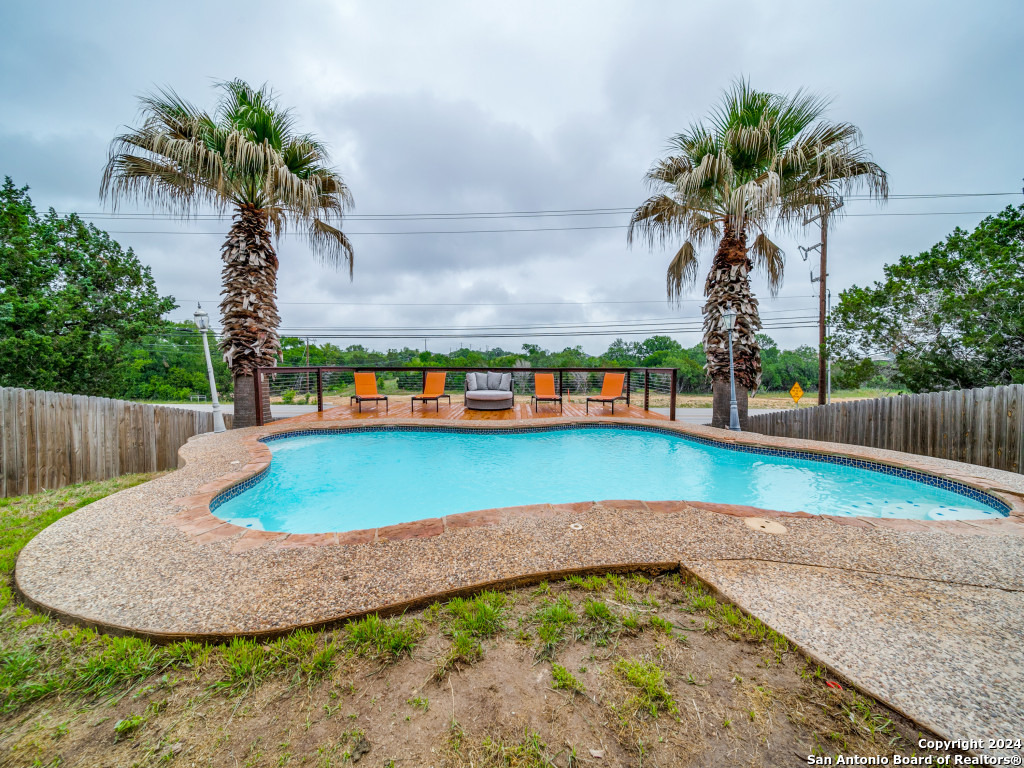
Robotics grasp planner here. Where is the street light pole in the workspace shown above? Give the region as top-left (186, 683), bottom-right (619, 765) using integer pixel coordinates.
top-left (724, 310), bottom-right (741, 431)
top-left (194, 304), bottom-right (226, 433)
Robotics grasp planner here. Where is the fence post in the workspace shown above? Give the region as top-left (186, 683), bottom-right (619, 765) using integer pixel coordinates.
top-left (644, 370), bottom-right (650, 411)
top-left (669, 369), bottom-right (677, 421)
top-left (625, 370), bottom-right (631, 407)
top-left (558, 371), bottom-right (563, 398)
top-left (255, 368), bottom-right (265, 427)
top-left (317, 369), bottom-right (324, 414)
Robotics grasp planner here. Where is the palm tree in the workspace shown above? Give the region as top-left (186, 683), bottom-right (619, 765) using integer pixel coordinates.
top-left (101, 80), bottom-right (354, 427)
top-left (628, 80), bottom-right (887, 427)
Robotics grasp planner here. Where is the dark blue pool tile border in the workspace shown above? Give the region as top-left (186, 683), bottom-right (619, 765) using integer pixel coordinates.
top-left (210, 422), bottom-right (1011, 517)
top-left (210, 464), bottom-right (270, 512)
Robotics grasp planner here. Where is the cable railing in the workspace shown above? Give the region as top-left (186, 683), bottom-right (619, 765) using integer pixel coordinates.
top-left (253, 365), bottom-right (678, 425)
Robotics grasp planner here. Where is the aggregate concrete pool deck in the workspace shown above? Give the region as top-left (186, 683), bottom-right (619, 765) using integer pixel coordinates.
top-left (14, 412), bottom-right (1024, 753)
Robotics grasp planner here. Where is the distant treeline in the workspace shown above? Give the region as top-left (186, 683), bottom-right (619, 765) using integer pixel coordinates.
top-left (117, 328), bottom-right (893, 402)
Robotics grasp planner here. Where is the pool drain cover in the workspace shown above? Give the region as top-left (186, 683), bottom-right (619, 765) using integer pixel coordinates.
top-left (744, 517), bottom-right (787, 534)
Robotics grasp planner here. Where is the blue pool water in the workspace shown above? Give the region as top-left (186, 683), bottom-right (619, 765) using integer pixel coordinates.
top-left (212, 427), bottom-right (1007, 533)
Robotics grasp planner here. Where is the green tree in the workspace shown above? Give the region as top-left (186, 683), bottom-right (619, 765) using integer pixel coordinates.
top-left (604, 338), bottom-right (640, 366)
top-left (0, 179), bottom-right (175, 396)
top-left (101, 80), bottom-right (355, 426)
top-left (123, 321), bottom-right (233, 401)
top-left (627, 79), bottom-right (886, 426)
top-left (831, 205), bottom-right (1024, 392)
top-left (831, 357), bottom-right (877, 391)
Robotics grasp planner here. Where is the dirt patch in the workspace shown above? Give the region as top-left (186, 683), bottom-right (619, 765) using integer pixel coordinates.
top-left (1, 572), bottom-right (951, 767)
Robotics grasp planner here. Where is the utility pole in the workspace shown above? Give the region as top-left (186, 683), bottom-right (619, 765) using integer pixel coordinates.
top-left (817, 213), bottom-right (828, 406)
top-left (800, 197), bottom-right (843, 406)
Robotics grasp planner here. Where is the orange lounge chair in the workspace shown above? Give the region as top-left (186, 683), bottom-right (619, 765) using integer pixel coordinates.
top-left (411, 371), bottom-right (451, 411)
top-left (586, 372), bottom-right (626, 414)
top-left (349, 371), bottom-right (388, 412)
top-left (531, 372), bottom-right (563, 412)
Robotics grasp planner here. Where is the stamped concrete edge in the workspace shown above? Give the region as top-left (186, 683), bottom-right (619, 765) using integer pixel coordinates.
top-left (13, 560), bottom-right (679, 644)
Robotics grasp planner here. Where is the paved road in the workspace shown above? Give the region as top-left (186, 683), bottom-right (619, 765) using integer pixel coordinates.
top-left (161, 402), bottom-right (775, 425)
top-left (157, 403), bottom-right (319, 417)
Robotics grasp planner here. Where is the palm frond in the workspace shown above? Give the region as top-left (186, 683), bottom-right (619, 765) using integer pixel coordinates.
top-left (308, 218), bottom-right (355, 276)
top-left (666, 241), bottom-right (699, 304)
top-left (627, 194), bottom-right (687, 248)
top-left (749, 233), bottom-right (785, 296)
top-left (102, 79), bottom-right (356, 267)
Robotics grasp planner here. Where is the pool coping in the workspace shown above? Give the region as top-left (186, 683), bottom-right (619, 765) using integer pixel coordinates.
top-left (164, 416), bottom-right (1024, 550)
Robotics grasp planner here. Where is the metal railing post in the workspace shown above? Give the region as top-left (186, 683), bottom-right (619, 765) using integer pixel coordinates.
top-left (644, 370), bottom-right (650, 411)
top-left (669, 368), bottom-right (677, 422)
top-left (625, 370), bottom-right (631, 407)
top-left (316, 369), bottom-right (323, 413)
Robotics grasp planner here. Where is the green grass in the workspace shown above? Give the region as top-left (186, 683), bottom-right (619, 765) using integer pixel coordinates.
top-left (550, 663), bottom-right (584, 693)
top-left (444, 591), bottom-right (508, 638)
top-left (533, 597), bottom-right (578, 657)
top-left (113, 712), bottom-right (146, 740)
top-left (445, 724), bottom-right (559, 768)
top-left (215, 638), bottom-right (270, 693)
top-left (73, 635), bottom-right (169, 696)
top-left (648, 616), bottom-right (674, 635)
top-left (407, 696), bottom-right (429, 712)
top-left (433, 632), bottom-right (483, 680)
top-left (613, 657), bottom-right (678, 717)
top-left (344, 614), bottom-right (422, 661)
top-left (565, 574), bottom-right (607, 591)
top-left (583, 599), bottom-right (615, 626)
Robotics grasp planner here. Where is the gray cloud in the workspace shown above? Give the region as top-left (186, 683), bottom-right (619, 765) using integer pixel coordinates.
top-left (2, 0), bottom-right (1021, 356)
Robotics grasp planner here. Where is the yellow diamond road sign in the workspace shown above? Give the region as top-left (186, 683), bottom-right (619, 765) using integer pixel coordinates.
top-left (789, 382), bottom-right (804, 403)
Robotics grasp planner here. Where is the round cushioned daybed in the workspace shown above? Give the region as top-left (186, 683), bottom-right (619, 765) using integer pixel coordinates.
top-left (464, 371), bottom-right (514, 410)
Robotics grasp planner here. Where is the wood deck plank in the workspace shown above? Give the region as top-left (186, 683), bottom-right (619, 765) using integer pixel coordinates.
top-left (283, 396), bottom-right (667, 424)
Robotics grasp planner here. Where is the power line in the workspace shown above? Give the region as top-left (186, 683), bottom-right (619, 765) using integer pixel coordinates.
top-left (87, 210), bottom-right (1009, 236)
top-left (143, 320), bottom-right (819, 341)
top-left (142, 309), bottom-right (818, 336)
top-left (55, 191), bottom-right (1023, 222)
top-left (135, 321), bottom-right (818, 342)
top-left (186, 295), bottom-right (819, 307)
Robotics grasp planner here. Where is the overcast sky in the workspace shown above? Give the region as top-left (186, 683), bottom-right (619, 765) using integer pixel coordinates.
top-left (2, 0), bottom-right (1022, 356)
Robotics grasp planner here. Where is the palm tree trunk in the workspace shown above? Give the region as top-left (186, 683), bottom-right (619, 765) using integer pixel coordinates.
top-left (703, 225), bottom-right (762, 428)
top-left (218, 205), bottom-right (281, 427)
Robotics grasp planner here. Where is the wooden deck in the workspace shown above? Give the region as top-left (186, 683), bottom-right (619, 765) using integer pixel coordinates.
top-left (284, 396), bottom-right (668, 423)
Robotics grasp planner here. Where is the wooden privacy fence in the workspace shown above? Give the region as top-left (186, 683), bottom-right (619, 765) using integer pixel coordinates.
top-left (0, 387), bottom-right (233, 497)
top-left (746, 383), bottom-right (1024, 474)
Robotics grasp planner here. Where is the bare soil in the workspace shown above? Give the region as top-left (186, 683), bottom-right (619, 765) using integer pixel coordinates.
top-left (0, 572), bottom-right (951, 768)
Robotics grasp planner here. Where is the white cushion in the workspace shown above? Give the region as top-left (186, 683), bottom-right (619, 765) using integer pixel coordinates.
top-left (467, 390), bottom-right (512, 401)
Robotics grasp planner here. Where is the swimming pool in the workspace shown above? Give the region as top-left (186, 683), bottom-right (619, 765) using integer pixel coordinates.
top-left (211, 425), bottom-right (1008, 534)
